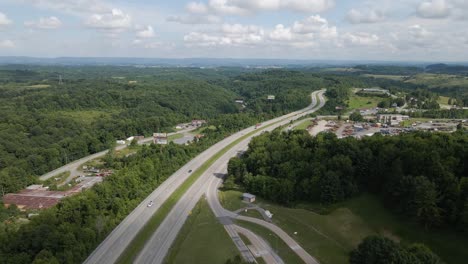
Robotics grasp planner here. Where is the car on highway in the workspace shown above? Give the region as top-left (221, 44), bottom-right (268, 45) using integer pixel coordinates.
top-left (147, 201), bottom-right (154, 207)
top-left (188, 169), bottom-right (193, 173)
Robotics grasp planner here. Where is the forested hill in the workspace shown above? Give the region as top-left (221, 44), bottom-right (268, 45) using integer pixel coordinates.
top-left (2, 66), bottom-right (367, 193)
top-left (0, 66), bottom-right (242, 193)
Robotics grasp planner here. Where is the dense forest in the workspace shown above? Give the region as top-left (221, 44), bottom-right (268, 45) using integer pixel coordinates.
top-left (0, 66), bottom-right (342, 194)
top-left (228, 130), bottom-right (468, 230)
top-left (227, 129), bottom-right (468, 262)
top-left (1, 65), bottom-right (467, 263)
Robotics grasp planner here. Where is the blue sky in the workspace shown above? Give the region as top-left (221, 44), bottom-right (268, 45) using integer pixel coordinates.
top-left (0, 0), bottom-right (467, 61)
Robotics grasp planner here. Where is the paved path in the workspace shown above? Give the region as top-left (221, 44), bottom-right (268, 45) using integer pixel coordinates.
top-left (39, 128), bottom-right (194, 185)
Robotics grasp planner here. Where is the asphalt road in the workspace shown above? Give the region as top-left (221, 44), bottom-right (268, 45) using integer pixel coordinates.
top-left (134, 90), bottom-right (325, 264)
top-left (39, 128), bottom-right (193, 183)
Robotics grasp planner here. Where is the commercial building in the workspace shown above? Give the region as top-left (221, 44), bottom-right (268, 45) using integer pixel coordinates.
top-left (153, 133), bottom-right (168, 145)
top-left (377, 114), bottom-right (410, 126)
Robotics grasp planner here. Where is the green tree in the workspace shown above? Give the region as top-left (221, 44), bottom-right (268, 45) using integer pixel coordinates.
top-left (349, 111), bottom-right (364, 122)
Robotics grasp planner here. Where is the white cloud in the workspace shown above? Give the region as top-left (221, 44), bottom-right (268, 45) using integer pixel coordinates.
top-left (18, 0), bottom-right (108, 15)
top-left (343, 32), bottom-right (379, 45)
top-left (24, 16), bottom-right (62, 29)
top-left (269, 24), bottom-right (293, 41)
top-left (167, 14), bottom-right (222, 24)
top-left (346, 8), bottom-right (385, 24)
top-left (292, 15), bottom-right (337, 39)
top-left (0, 39), bottom-right (15, 48)
top-left (417, 0), bottom-right (450, 18)
top-left (185, 0), bottom-right (335, 16)
top-left (186, 2), bottom-right (210, 14)
top-left (0, 12), bottom-right (13, 27)
top-left (85, 8), bottom-right (131, 32)
top-left (184, 23), bottom-right (264, 47)
top-left (408, 24), bottom-right (431, 39)
top-left (136, 25), bottom-right (155, 38)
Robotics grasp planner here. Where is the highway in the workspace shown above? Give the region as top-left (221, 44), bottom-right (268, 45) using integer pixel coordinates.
top-left (134, 90), bottom-right (325, 264)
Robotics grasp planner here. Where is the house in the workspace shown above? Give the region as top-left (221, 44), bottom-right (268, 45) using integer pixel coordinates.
top-left (242, 193), bottom-right (256, 203)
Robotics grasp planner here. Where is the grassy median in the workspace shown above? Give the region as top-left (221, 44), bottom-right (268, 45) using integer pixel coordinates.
top-left (164, 197), bottom-right (238, 263)
top-left (116, 92), bottom-right (323, 263)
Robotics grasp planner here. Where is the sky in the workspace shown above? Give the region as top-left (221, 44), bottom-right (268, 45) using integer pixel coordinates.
top-left (0, 0), bottom-right (467, 61)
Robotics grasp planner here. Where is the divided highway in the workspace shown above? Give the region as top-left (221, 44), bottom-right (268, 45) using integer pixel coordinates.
top-left (135, 90), bottom-right (325, 264)
top-left (85, 90), bottom-right (325, 264)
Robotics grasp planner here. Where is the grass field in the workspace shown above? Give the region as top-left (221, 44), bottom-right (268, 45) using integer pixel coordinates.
top-left (220, 190), bottom-right (468, 264)
top-left (405, 74), bottom-right (468, 88)
top-left (168, 133), bottom-right (184, 141)
top-left (164, 198), bottom-right (238, 264)
top-left (437, 95), bottom-right (451, 105)
top-left (346, 93), bottom-right (382, 110)
top-left (362, 74), bottom-right (406, 81)
top-left (55, 110), bottom-right (115, 125)
top-left (236, 220), bottom-right (305, 264)
top-left (293, 119), bottom-right (313, 130)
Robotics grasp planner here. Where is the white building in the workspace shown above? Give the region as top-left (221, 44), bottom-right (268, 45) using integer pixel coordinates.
top-left (377, 114), bottom-right (410, 126)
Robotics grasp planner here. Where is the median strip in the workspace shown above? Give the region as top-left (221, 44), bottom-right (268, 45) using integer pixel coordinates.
top-left (116, 92), bottom-right (323, 263)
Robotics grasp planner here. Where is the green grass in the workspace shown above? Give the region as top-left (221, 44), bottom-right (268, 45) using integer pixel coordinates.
top-left (235, 220), bottom-right (305, 264)
top-left (221, 191), bottom-right (468, 264)
top-left (219, 190), bottom-right (246, 211)
top-left (362, 74), bottom-right (406, 81)
top-left (293, 119), bottom-right (313, 130)
top-left (346, 93), bottom-right (382, 110)
top-left (437, 96), bottom-right (450, 105)
top-left (55, 110), bottom-right (115, 125)
top-left (405, 74), bottom-right (468, 88)
top-left (168, 133), bottom-right (184, 141)
top-left (42, 171), bottom-right (70, 187)
top-left (164, 197), bottom-right (238, 264)
top-left (241, 209), bottom-right (264, 219)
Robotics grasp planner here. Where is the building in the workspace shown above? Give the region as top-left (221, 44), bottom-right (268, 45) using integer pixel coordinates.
top-left (235, 99), bottom-right (244, 104)
top-left (191, 120), bottom-right (207, 127)
top-left (153, 133), bottom-right (168, 145)
top-left (377, 114), bottom-right (410, 126)
top-left (242, 193), bottom-right (256, 203)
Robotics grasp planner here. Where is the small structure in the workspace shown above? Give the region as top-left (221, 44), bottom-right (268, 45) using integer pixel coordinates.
top-left (265, 210), bottom-right (273, 218)
top-left (153, 133), bottom-right (168, 145)
top-left (235, 99), bottom-right (245, 104)
top-left (191, 120), bottom-right (207, 127)
top-left (242, 193), bottom-right (256, 203)
top-left (267, 95), bottom-right (275, 100)
top-left (377, 114), bottom-right (410, 126)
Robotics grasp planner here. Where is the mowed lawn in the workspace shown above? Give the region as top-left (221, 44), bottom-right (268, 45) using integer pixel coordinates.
top-left (293, 119), bottom-right (313, 130)
top-left (164, 197), bottom-right (239, 264)
top-left (220, 190), bottom-right (468, 264)
top-left (346, 93), bottom-right (382, 110)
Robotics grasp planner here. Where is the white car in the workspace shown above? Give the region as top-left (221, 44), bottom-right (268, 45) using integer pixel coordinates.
top-left (147, 201), bottom-right (154, 207)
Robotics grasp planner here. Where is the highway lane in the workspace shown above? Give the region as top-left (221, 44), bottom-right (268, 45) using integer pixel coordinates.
top-left (135, 90), bottom-right (325, 263)
top-left (85, 91), bottom-right (322, 264)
